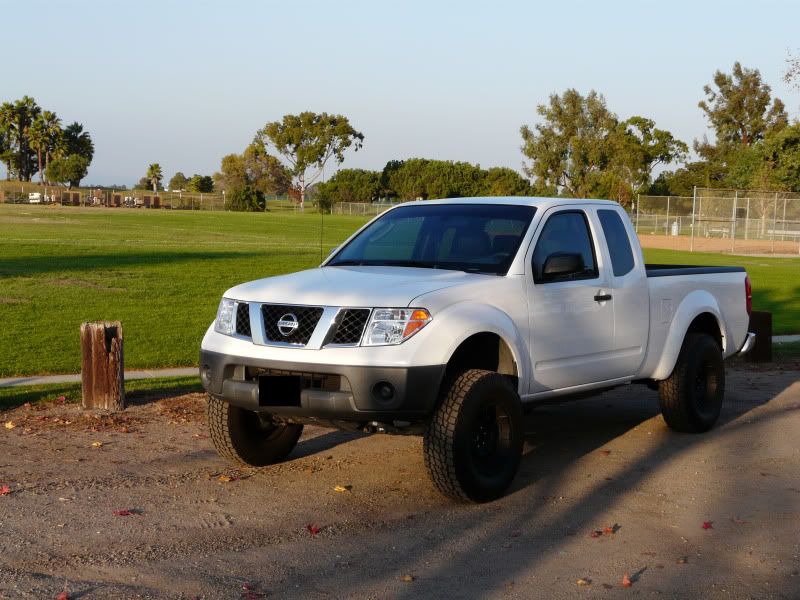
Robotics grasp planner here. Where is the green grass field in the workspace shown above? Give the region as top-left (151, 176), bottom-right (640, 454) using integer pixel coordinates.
top-left (1, 204), bottom-right (798, 378)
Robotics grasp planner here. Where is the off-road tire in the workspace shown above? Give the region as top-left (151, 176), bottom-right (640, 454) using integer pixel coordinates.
top-left (423, 369), bottom-right (524, 503)
top-left (659, 333), bottom-right (725, 433)
top-left (207, 395), bottom-right (303, 466)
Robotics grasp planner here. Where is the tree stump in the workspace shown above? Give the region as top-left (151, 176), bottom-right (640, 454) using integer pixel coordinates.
top-left (745, 311), bottom-right (772, 363)
top-left (80, 321), bottom-right (125, 411)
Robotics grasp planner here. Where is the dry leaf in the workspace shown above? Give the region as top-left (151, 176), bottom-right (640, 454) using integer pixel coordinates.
top-left (622, 573), bottom-right (632, 588)
top-left (334, 485), bottom-right (352, 493)
top-left (113, 509), bottom-right (134, 516)
top-left (576, 577), bottom-right (592, 586)
top-left (400, 574), bottom-right (415, 582)
top-left (702, 521), bottom-right (713, 530)
top-left (56, 592), bottom-right (69, 600)
top-left (4, 421), bottom-right (15, 430)
top-left (590, 530), bottom-right (602, 538)
top-left (218, 474), bottom-right (238, 483)
top-left (599, 449), bottom-right (611, 455)
top-left (0, 485), bottom-right (11, 496)
top-left (677, 556), bottom-right (688, 564)
top-left (91, 441), bottom-right (103, 448)
top-left (306, 524), bottom-right (320, 536)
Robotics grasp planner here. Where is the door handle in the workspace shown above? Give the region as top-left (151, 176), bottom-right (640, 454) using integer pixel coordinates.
top-left (594, 293), bottom-right (612, 302)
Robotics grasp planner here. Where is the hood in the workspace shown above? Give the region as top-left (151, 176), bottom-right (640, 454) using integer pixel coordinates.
top-left (224, 266), bottom-right (489, 307)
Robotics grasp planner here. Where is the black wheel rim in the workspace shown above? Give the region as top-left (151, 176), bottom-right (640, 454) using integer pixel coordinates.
top-left (469, 402), bottom-right (513, 477)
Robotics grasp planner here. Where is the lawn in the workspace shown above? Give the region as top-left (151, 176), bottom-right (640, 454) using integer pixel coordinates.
top-left (1, 204), bottom-right (798, 378)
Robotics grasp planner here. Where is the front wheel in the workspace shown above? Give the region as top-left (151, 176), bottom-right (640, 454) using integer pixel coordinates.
top-left (423, 369), bottom-right (524, 503)
top-left (207, 395), bottom-right (303, 466)
top-left (658, 333), bottom-right (725, 433)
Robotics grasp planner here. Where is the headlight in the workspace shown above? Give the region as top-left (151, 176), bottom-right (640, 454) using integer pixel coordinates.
top-left (362, 308), bottom-right (431, 346)
top-left (214, 298), bottom-right (236, 335)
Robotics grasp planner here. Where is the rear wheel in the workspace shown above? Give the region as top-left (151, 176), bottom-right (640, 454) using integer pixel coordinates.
top-left (423, 369), bottom-right (524, 502)
top-left (207, 395), bottom-right (303, 466)
top-left (658, 333), bottom-right (725, 433)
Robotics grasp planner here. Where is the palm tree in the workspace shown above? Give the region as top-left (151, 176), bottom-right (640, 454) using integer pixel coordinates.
top-left (60, 122), bottom-right (93, 162)
top-left (0, 103), bottom-right (14, 180)
top-left (40, 111), bottom-right (61, 179)
top-left (146, 163), bottom-right (163, 192)
top-left (28, 117), bottom-right (47, 183)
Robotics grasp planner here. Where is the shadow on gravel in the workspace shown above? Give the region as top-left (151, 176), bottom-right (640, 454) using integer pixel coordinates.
top-left (292, 429), bottom-right (366, 459)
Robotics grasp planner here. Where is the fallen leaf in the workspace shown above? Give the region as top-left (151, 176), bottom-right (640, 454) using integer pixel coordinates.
top-left (4, 421), bottom-right (15, 430)
top-left (599, 449), bottom-right (611, 455)
top-left (23, 402), bottom-right (31, 409)
top-left (113, 509), bottom-right (134, 516)
top-left (56, 592), bottom-right (69, 600)
top-left (702, 521), bottom-right (713, 530)
top-left (622, 573), bottom-right (632, 588)
top-left (590, 530), bottom-right (602, 538)
top-left (731, 516), bottom-right (748, 524)
top-left (218, 474), bottom-right (238, 483)
top-left (677, 556), bottom-right (688, 564)
top-left (0, 485), bottom-right (11, 496)
top-left (91, 441), bottom-right (103, 448)
top-left (576, 577), bottom-right (592, 586)
top-left (56, 395), bottom-right (66, 403)
top-left (602, 583), bottom-right (613, 589)
top-left (306, 524), bottom-right (320, 536)
top-left (604, 524), bottom-right (620, 534)
top-left (334, 485), bottom-right (352, 493)
top-left (400, 574), bottom-right (415, 582)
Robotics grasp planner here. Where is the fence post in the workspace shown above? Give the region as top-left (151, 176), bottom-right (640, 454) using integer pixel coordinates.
top-left (771, 193), bottom-right (777, 253)
top-left (635, 194), bottom-right (640, 232)
top-left (666, 196), bottom-right (670, 235)
top-left (690, 186), bottom-right (696, 252)
top-left (80, 321), bottom-right (125, 411)
top-left (745, 197), bottom-right (750, 240)
top-left (731, 190), bottom-right (737, 253)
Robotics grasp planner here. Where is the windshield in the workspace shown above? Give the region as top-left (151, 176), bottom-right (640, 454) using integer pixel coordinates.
top-left (328, 203), bottom-right (536, 275)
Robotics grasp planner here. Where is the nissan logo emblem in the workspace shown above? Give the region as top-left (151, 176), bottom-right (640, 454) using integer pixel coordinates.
top-left (277, 313), bottom-right (299, 336)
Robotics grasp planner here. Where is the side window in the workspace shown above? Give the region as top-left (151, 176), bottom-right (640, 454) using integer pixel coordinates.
top-left (532, 211), bottom-right (598, 283)
top-left (597, 209), bottom-right (635, 277)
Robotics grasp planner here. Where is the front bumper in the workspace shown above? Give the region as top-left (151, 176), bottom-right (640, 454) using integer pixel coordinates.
top-left (199, 349), bottom-right (445, 423)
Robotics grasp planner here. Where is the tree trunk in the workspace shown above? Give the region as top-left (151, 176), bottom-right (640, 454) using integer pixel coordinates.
top-left (37, 149), bottom-right (43, 184)
top-left (80, 321), bottom-right (125, 411)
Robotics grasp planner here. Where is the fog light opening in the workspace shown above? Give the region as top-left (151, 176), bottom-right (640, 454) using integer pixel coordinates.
top-left (201, 365), bottom-right (212, 387)
top-left (373, 381), bottom-right (395, 402)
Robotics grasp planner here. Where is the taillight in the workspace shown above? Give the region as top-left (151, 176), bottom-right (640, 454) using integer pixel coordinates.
top-left (744, 275), bottom-right (752, 316)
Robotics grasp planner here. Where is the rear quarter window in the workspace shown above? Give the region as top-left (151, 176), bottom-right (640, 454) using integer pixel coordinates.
top-left (598, 209), bottom-right (635, 277)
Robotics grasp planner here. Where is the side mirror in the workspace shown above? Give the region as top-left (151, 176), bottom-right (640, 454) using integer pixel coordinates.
top-left (542, 252), bottom-right (584, 281)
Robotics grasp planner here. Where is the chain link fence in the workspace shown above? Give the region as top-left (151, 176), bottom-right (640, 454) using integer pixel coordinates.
top-left (330, 201), bottom-right (400, 216)
top-left (634, 188), bottom-right (800, 255)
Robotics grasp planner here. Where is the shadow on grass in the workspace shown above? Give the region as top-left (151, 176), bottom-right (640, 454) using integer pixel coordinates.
top-left (0, 251), bottom-right (255, 277)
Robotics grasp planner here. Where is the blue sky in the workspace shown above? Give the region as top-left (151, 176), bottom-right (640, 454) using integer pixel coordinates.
top-left (3, 0), bottom-right (799, 186)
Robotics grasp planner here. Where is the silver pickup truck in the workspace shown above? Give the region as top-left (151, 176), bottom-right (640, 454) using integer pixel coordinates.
top-left (200, 197), bottom-right (755, 502)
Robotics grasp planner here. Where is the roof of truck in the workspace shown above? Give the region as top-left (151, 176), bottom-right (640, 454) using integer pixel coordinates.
top-left (400, 196), bottom-right (620, 209)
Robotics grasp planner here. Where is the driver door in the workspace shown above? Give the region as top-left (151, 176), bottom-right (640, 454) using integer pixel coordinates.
top-left (525, 208), bottom-right (616, 393)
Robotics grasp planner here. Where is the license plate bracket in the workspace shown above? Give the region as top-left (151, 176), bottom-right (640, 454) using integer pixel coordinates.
top-left (258, 375), bottom-right (302, 407)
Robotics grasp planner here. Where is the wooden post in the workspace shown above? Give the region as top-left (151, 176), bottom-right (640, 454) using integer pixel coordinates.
top-left (745, 311), bottom-right (772, 363)
top-left (80, 321), bottom-right (125, 410)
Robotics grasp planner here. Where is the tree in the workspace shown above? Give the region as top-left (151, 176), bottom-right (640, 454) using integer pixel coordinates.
top-left (785, 50), bottom-right (800, 90)
top-left (0, 96), bottom-right (41, 181)
top-left (225, 184), bottom-right (264, 212)
top-left (315, 168), bottom-right (382, 208)
top-left (256, 112), bottom-right (364, 208)
top-left (698, 62), bottom-right (787, 151)
top-left (187, 174), bottom-right (214, 192)
top-left (28, 117), bottom-right (47, 183)
top-left (146, 163), bottom-right (163, 192)
top-left (60, 122), bottom-right (94, 164)
top-left (40, 111), bottom-right (62, 181)
top-left (134, 176), bottom-right (150, 190)
top-left (46, 154), bottom-right (89, 188)
top-left (168, 171), bottom-right (189, 191)
top-left (241, 142), bottom-right (291, 196)
top-left (613, 116), bottom-right (688, 198)
top-left (521, 89), bottom-right (618, 198)
top-left (483, 167), bottom-right (532, 196)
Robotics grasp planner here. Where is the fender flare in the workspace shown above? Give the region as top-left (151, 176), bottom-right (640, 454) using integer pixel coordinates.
top-left (409, 302), bottom-right (529, 389)
top-left (650, 290), bottom-right (726, 381)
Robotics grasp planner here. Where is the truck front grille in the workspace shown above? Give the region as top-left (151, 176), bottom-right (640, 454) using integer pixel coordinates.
top-left (235, 302), bottom-right (251, 337)
top-left (261, 304), bottom-right (323, 345)
top-left (327, 308), bottom-right (370, 345)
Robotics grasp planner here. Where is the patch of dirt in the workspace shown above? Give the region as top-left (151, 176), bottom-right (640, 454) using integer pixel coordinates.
top-left (638, 232), bottom-right (800, 255)
top-left (0, 370), bottom-right (798, 599)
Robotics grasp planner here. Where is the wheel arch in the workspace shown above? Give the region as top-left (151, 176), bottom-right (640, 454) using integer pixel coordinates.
top-left (650, 290), bottom-right (726, 381)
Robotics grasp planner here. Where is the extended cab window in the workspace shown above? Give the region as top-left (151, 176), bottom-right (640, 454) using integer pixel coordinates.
top-left (598, 209), bottom-right (635, 277)
top-left (532, 211), bottom-right (598, 283)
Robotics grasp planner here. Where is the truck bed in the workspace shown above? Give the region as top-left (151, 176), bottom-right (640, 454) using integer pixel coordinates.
top-left (645, 264), bottom-right (745, 277)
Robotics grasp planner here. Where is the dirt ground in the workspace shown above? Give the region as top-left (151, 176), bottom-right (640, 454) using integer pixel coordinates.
top-left (1, 366), bottom-right (799, 599)
top-left (637, 233), bottom-right (800, 256)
